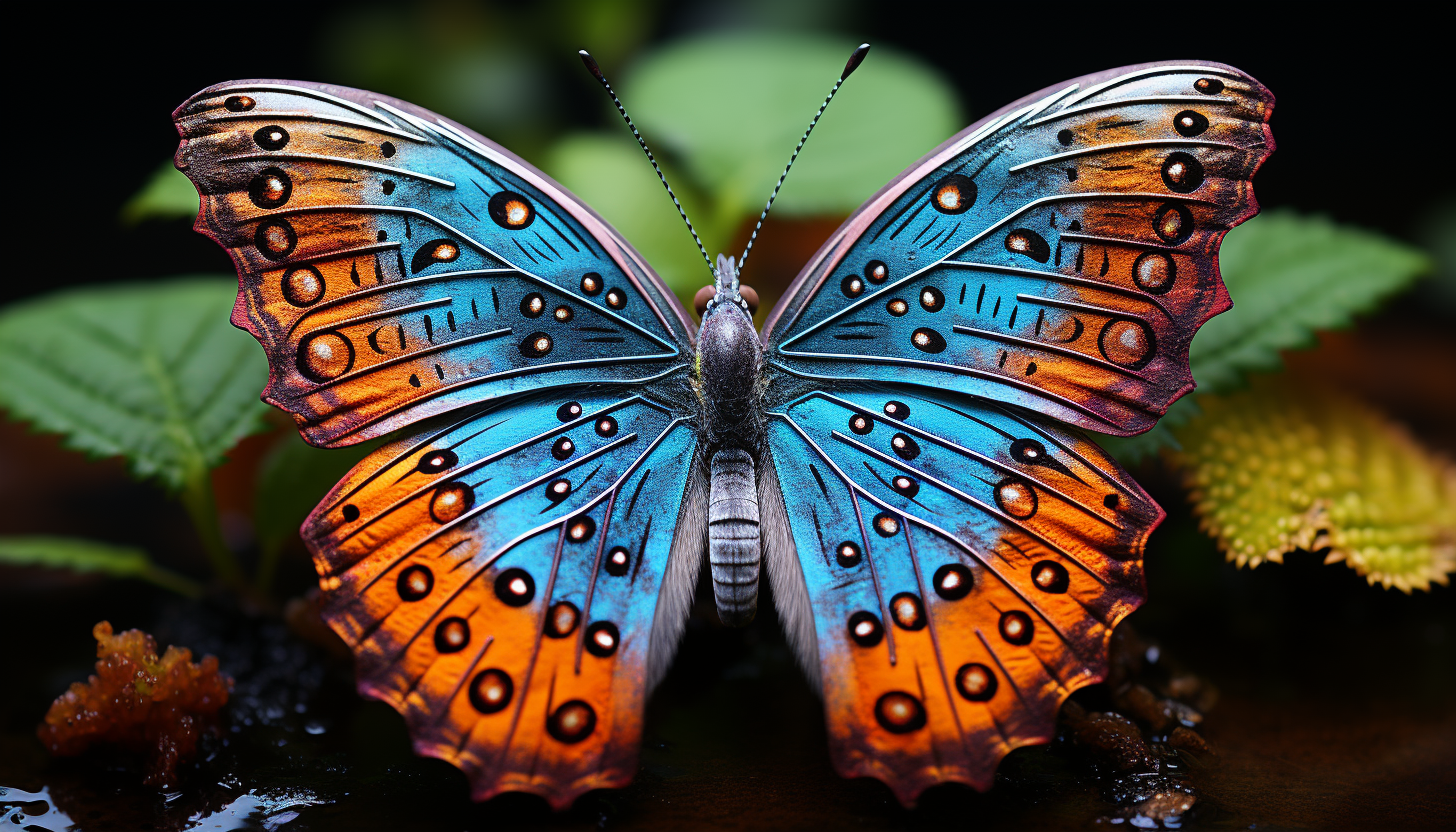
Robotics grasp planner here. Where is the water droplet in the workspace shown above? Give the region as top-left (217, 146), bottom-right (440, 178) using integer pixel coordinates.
top-left (1032, 560), bottom-right (1070, 593)
top-left (1132, 252), bottom-right (1177, 294)
top-left (1161, 152), bottom-right (1205, 193)
top-left (889, 593), bottom-right (926, 630)
top-left (253, 125), bottom-right (289, 151)
top-left (396, 565), bottom-right (433, 601)
top-left (255, 219), bottom-right (297, 260)
top-left (281, 266), bottom-right (324, 307)
top-left (955, 663), bottom-right (997, 701)
top-left (848, 414), bottom-right (873, 435)
top-left (297, 331), bottom-right (354, 382)
top-left (848, 611), bottom-right (884, 647)
top-left (875, 691), bottom-right (927, 733)
top-left (545, 602), bottom-right (580, 638)
top-left (224, 95), bottom-right (255, 112)
top-left (1004, 229), bottom-right (1051, 263)
top-left (873, 512), bottom-right (900, 537)
top-left (434, 617), bottom-right (470, 653)
top-left (418, 449), bottom-right (459, 474)
top-left (520, 293), bottom-right (546, 318)
top-left (557, 402), bottom-right (582, 422)
top-left (910, 328), bottom-right (946, 353)
top-left (865, 260), bottom-right (889, 283)
top-left (886, 298), bottom-right (909, 316)
top-left (547, 700), bottom-right (597, 743)
top-left (1174, 110), bottom-right (1209, 137)
top-left (999, 610), bottom-right (1034, 644)
top-left (248, 167), bottom-right (291, 209)
top-left (931, 174), bottom-right (977, 214)
top-left (544, 478), bottom-right (572, 505)
top-left (891, 433), bottom-right (921, 461)
top-left (581, 273), bottom-right (603, 295)
top-left (430, 482), bottom-right (475, 523)
top-left (566, 515), bottom-right (597, 543)
top-left (519, 332), bottom-right (553, 358)
top-left (892, 475), bottom-right (919, 499)
top-left (995, 478), bottom-right (1038, 519)
top-left (551, 436), bottom-right (575, 460)
top-left (469, 669), bottom-right (513, 713)
top-left (919, 286), bottom-right (944, 312)
top-left (488, 191), bottom-right (534, 229)
top-left (1154, 202), bottom-right (1194, 244)
top-left (494, 568), bottom-right (536, 607)
top-left (841, 274), bottom-right (865, 298)
top-left (1194, 78), bottom-right (1224, 95)
top-left (1098, 318), bottom-right (1155, 368)
top-left (595, 415), bottom-right (618, 437)
top-left (605, 546), bottom-right (631, 576)
top-left (934, 563), bottom-right (974, 600)
top-left (835, 541), bottom-right (862, 568)
top-left (584, 621), bottom-right (620, 657)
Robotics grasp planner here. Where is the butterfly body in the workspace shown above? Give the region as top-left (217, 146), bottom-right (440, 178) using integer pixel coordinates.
top-left (175, 59), bottom-right (1271, 808)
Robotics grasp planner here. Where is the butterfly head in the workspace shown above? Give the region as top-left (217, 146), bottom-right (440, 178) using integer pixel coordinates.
top-left (694, 254), bottom-right (759, 321)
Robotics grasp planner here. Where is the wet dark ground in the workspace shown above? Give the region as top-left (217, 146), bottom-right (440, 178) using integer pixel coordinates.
top-left (3, 314), bottom-right (1454, 831)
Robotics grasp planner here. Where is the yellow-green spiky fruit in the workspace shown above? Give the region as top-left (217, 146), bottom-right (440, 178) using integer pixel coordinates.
top-left (1174, 379), bottom-right (1456, 592)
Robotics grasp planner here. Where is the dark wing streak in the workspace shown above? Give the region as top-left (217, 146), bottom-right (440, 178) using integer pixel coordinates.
top-left (218, 152), bottom-right (455, 187)
top-left (1058, 232), bottom-right (1184, 253)
top-left (1014, 291), bottom-right (1172, 326)
top-left (269, 241), bottom-right (401, 274)
top-left (977, 400), bottom-right (1147, 502)
top-left (1027, 94), bottom-right (1241, 126)
top-left (207, 110), bottom-right (425, 141)
top-left (770, 354), bottom-right (1122, 429)
top-left (780, 190), bottom-right (1218, 350)
top-left (574, 488), bottom-right (620, 674)
top-left (975, 627), bottom-right (1030, 708)
top-left (435, 635), bottom-right (495, 726)
top-left (624, 470), bottom-right (651, 520)
top-left (321, 360), bottom-right (687, 445)
top-left (937, 261), bottom-right (1175, 322)
top-left (312, 328), bottom-right (512, 393)
top-left (828, 429), bottom-right (1114, 584)
top-left (810, 391), bottom-right (1120, 529)
top-left (860, 460), bottom-right (933, 512)
top-left (291, 296), bottom-right (451, 341)
top-left (905, 525), bottom-right (966, 743)
top-left (1008, 137), bottom-right (1251, 173)
top-left (870, 183), bottom-right (932, 243)
top-left (952, 325), bottom-right (1154, 381)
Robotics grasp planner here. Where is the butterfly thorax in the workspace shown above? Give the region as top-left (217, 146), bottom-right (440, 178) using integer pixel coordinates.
top-left (696, 254), bottom-right (765, 626)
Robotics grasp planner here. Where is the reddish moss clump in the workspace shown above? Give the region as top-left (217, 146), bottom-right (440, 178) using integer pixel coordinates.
top-left (38, 621), bottom-right (232, 787)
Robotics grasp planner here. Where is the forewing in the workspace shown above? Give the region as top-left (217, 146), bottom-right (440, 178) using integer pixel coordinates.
top-left (763, 62), bottom-right (1274, 436)
top-left (307, 388), bottom-right (699, 808)
top-left (762, 387), bottom-right (1160, 803)
top-left (174, 81), bottom-right (694, 447)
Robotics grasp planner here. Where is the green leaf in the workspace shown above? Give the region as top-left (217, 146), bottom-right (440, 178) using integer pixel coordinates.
top-left (0, 278), bottom-right (272, 492)
top-left (1189, 210), bottom-right (1431, 394)
top-left (543, 132), bottom-right (718, 300)
top-left (254, 430), bottom-right (380, 589)
top-left (120, 162), bottom-right (199, 225)
top-left (0, 536), bottom-right (202, 597)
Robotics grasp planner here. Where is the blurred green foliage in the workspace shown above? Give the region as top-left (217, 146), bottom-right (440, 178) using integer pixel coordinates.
top-left (0, 537), bottom-right (201, 597)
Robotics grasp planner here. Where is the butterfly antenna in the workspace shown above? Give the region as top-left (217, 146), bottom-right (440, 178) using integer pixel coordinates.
top-left (579, 49), bottom-right (715, 277)
top-left (737, 43), bottom-right (870, 276)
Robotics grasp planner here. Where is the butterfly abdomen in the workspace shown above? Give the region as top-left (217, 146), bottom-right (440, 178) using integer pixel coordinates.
top-left (708, 447), bottom-right (760, 625)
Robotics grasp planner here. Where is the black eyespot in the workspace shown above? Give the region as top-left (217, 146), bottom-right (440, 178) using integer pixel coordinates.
top-left (253, 126), bottom-right (289, 151)
top-left (417, 449), bottom-right (459, 474)
top-left (1057, 129), bottom-right (1073, 146)
top-left (931, 174), bottom-right (977, 214)
top-left (847, 611), bottom-right (884, 647)
top-left (557, 402), bottom-right (582, 422)
top-left (1173, 110), bottom-right (1209, 137)
top-left (835, 541), bottom-right (862, 568)
top-left (848, 414), bottom-right (873, 435)
top-left (933, 563), bottom-right (973, 600)
top-left (494, 568), bottom-right (536, 607)
top-left (1194, 78), bottom-right (1224, 95)
top-left (1161, 152), bottom-right (1205, 194)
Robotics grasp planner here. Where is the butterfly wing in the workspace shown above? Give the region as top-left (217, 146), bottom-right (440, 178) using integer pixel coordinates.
top-left (758, 61), bottom-right (1271, 804)
top-left (174, 82), bottom-right (708, 807)
top-left (305, 389), bottom-right (703, 807)
top-left (174, 80), bottom-right (694, 448)
top-left (763, 61), bottom-right (1273, 436)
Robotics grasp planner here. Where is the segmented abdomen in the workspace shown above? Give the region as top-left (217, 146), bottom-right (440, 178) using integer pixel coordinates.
top-left (708, 448), bottom-right (760, 626)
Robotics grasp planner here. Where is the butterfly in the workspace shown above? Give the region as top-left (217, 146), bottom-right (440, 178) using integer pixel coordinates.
top-left (172, 50), bottom-right (1272, 808)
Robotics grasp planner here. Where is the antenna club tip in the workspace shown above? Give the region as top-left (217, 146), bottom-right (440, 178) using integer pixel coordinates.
top-left (578, 50), bottom-right (605, 81)
top-left (841, 43), bottom-right (871, 80)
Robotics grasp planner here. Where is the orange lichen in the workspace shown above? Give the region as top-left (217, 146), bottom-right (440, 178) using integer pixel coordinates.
top-left (38, 621), bottom-right (232, 787)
